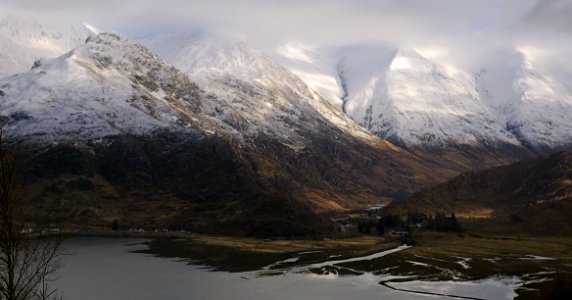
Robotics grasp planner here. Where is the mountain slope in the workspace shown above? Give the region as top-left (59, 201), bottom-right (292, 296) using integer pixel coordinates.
top-left (0, 15), bottom-right (91, 78)
top-left (388, 151), bottom-right (572, 236)
top-left (1, 32), bottom-right (456, 236)
top-left (141, 31), bottom-right (470, 197)
top-left (141, 31), bottom-right (535, 188)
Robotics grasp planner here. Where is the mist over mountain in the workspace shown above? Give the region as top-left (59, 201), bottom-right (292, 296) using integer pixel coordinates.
top-left (0, 15), bottom-right (92, 78)
top-left (275, 42), bottom-right (572, 152)
top-left (526, 0), bottom-right (572, 33)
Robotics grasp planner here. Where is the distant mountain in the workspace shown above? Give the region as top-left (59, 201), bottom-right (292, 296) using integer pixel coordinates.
top-left (0, 15), bottom-right (92, 78)
top-left (343, 48), bottom-right (518, 147)
top-left (388, 151), bottom-right (572, 236)
top-left (277, 42), bottom-right (572, 157)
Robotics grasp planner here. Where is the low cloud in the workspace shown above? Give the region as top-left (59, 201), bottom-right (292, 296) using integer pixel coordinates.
top-left (1, 0), bottom-right (570, 72)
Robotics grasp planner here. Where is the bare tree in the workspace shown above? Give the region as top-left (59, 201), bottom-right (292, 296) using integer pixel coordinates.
top-left (0, 127), bottom-right (63, 300)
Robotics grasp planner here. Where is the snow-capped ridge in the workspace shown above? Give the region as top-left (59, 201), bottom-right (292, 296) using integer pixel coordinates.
top-left (0, 32), bottom-right (222, 142)
top-left (3, 17), bottom-right (571, 153)
top-left (1, 31), bottom-right (380, 150)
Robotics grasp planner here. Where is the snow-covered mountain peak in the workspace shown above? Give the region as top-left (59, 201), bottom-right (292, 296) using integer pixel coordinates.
top-left (141, 30), bottom-right (318, 103)
top-left (1, 28), bottom-right (381, 150)
top-left (271, 40), bottom-right (572, 150)
top-left (275, 43), bottom-right (522, 147)
top-left (514, 47), bottom-right (552, 72)
top-left (343, 46), bottom-right (521, 147)
top-left (76, 33), bottom-right (165, 74)
top-left (0, 32), bottom-right (218, 142)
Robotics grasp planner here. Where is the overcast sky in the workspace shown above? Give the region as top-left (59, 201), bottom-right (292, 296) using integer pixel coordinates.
top-left (1, 0), bottom-right (571, 71)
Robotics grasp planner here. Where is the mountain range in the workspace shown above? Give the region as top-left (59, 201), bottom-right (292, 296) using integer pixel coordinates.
top-left (0, 19), bottom-right (447, 236)
top-left (1, 15), bottom-right (571, 236)
top-left (276, 42), bottom-right (572, 153)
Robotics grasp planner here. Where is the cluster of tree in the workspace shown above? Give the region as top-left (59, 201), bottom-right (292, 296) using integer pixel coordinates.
top-left (426, 212), bottom-right (462, 233)
top-left (357, 219), bottom-right (385, 235)
top-left (357, 213), bottom-right (404, 235)
top-left (357, 211), bottom-right (462, 235)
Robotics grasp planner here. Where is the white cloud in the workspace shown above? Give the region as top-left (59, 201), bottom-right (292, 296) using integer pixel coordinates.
top-left (1, 0), bottom-right (570, 72)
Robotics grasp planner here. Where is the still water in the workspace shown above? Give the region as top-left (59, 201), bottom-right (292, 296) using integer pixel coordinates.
top-left (54, 238), bottom-right (518, 300)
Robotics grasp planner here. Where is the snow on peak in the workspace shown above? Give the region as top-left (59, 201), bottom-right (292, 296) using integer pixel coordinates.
top-left (3, 16), bottom-right (570, 152)
top-left (1, 30), bottom-right (377, 148)
top-left (274, 42), bottom-right (342, 106)
top-left (276, 42), bottom-right (572, 150)
top-left (0, 32), bottom-right (219, 142)
top-left (389, 49), bottom-right (424, 71)
top-left (473, 48), bottom-right (572, 150)
top-left (140, 30), bottom-right (310, 94)
top-left (343, 47), bottom-right (518, 146)
top-left (276, 43), bottom-right (518, 147)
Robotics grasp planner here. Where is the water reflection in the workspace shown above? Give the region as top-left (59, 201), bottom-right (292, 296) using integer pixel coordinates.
top-left (55, 238), bottom-right (517, 300)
